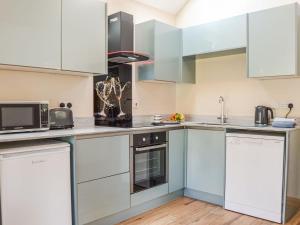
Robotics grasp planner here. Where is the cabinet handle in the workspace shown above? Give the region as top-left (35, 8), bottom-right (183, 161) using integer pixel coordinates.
top-left (135, 144), bottom-right (167, 152)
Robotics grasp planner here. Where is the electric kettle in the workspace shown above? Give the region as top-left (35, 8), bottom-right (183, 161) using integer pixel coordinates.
top-left (255, 106), bottom-right (274, 126)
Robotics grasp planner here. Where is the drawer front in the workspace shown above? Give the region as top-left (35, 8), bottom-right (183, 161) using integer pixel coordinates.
top-left (76, 135), bottom-right (129, 183)
top-left (77, 173), bottom-right (130, 225)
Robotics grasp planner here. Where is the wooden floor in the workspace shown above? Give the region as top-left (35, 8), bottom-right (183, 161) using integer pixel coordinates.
top-left (118, 197), bottom-right (300, 225)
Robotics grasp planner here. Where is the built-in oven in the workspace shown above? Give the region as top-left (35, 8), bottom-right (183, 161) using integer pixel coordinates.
top-left (130, 131), bottom-right (168, 194)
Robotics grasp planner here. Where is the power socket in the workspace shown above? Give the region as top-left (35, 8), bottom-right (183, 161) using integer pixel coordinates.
top-left (276, 103), bottom-right (289, 109)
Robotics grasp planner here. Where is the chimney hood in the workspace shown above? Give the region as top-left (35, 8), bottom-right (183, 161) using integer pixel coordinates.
top-left (108, 12), bottom-right (149, 66)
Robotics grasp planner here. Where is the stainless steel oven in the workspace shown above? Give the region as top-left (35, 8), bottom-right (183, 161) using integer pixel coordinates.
top-left (130, 131), bottom-right (168, 194)
top-left (0, 101), bottom-right (49, 134)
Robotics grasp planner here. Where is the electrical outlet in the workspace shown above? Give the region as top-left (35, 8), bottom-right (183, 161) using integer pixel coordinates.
top-left (278, 103), bottom-right (289, 109)
top-left (273, 103), bottom-right (290, 109)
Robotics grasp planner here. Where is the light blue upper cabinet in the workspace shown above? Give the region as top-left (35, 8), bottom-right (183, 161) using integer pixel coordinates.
top-left (135, 20), bottom-right (182, 82)
top-left (182, 15), bottom-right (247, 57)
top-left (62, 0), bottom-right (107, 74)
top-left (169, 129), bottom-right (186, 193)
top-left (185, 128), bottom-right (225, 206)
top-left (0, 0), bottom-right (61, 69)
top-left (248, 3), bottom-right (299, 78)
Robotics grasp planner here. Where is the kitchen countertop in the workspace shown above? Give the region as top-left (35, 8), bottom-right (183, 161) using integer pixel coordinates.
top-left (0, 122), bottom-right (298, 143)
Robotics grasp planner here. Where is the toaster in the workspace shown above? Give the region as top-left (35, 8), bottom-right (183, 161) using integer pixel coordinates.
top-left (50, 103), bottom-right (74, 129)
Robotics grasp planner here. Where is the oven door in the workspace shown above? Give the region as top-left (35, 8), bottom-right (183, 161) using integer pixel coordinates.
top-left (0, 104), bottom-right (41, 133)
top-left (132, 144), bottom-right (167, 193)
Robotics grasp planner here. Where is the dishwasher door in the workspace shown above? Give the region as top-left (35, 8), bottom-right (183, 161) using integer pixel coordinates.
top-left (225, 133), bottom-right (285, 223)
top-left (0, 141), bottom-right (72, 225)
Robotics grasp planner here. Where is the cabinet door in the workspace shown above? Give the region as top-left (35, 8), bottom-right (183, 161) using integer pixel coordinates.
top-left (186, 129), bottom-right (225, 198)
top-left (62, 0), bottom-right (107, 74)
top-left (248, 4), bottom-right (297, 77)
top-left (183, 15), bottom-right (247, 57)
top-left (76, 135), bottom-right (129, 183)
top-left (136, 20), bottom-right (181, 82)
top-left (0, 0), bottom-right (61, 69)
top-left (77, 173), bottom-right (130, 225)
top-left (169, 129), bottom-right (185, 193)
top-left (154, 21), bottom-right (181, 82)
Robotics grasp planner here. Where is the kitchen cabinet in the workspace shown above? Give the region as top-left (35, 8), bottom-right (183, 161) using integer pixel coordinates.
top-left (136, 20), bottom-right (194, 83)
top-left (185, 128), bottom-right (225, 206)
top-left (182, 15), bottom-right (247, 57)
top-left (77, 173), bottom-right (130, 225)
top-left (62, 0), bottom-right (107, 74)
top-left (75, 135), bottom-right (130, 225)
top-left (0, 0), bottom-right (61, 69)
top-left (76, 135), bottom-right (129, 183)
top-left (248, 3), bottom-right (300, 78)
top-left (0, 0), bottom-right (107, 75)
top-left (169, 129), bottom-right (186, 193)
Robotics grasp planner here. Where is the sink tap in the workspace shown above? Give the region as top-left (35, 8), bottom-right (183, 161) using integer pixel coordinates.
top-left (217, 96), bottom-right (227, 124)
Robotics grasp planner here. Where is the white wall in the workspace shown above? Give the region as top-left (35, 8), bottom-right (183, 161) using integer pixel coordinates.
top-left (0, 70), bottom-right (93, 117)
top-left (176, 0), bottom-right (300, 118)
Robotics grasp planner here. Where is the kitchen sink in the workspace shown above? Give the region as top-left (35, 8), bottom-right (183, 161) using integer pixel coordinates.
top-left (196, 122), bottom-right (228, 126)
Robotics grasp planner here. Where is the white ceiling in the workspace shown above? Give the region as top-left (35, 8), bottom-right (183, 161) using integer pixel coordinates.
top-left (135, 0), bottom-right (189, 14)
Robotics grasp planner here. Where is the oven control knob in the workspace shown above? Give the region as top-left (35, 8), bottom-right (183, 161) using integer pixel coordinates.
top-left (142, 137), bottom-right (146, 142)
top-left (155, 136), bottom-right (159, 140)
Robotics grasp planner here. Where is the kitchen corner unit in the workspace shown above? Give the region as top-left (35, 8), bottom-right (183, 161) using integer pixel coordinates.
top-left (135, 20), bottom-right (195, 83)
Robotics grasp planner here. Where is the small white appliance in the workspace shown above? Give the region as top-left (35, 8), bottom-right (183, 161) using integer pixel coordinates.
top-left (225, 133), bottom-right (285, 223)
top-left (0, 140), bottom-right (72, 225)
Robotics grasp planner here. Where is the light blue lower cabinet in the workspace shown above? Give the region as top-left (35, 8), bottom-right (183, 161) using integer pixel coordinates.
top-left (77, 173), bottom-right (130, 225)
top-left (76, 135), bottom-right (129, 183)
top-left (185, 129), bottom-right (225, 206)
top-left (131, 183), bottom-right (169, 207)
top-left (169, 129), bottom-right (186, 193)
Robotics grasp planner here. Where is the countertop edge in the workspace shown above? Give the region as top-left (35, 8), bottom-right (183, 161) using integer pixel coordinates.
top-left (0, 123), bottom-right (297, 143)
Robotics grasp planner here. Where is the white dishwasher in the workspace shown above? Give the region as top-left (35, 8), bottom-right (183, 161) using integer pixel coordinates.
top-left (0, 140), bottom-right (72, 225)
top-left (225, 133), bottom-right (285, 223)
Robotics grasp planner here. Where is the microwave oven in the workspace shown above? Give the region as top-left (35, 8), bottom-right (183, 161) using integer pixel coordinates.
top-left (0, 101), bottom-right (49, 134)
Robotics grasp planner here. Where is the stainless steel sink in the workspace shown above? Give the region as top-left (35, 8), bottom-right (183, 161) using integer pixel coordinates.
top-left (196, 122), bottom-right (228, 126)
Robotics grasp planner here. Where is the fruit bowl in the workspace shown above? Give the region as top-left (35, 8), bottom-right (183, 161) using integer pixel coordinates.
top-left (170, 113), bottom-right (185, 122)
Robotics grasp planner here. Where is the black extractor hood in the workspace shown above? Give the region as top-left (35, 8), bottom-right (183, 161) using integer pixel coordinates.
top-left (108, 12), bottom-right (149, 66)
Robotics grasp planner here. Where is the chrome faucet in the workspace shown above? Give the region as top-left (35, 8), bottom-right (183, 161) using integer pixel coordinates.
top-left (217, 96), bottom-right (227, 124)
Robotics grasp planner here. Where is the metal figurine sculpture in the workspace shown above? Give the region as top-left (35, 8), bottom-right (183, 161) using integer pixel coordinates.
top-left (95, 74), bottom-right (131, 118)
top-left (95, 78), bottom-right (113, 117)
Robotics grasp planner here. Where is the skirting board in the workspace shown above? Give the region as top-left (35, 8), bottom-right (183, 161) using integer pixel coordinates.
top-left (87, 189), bottom-right (184, 225)
top-left (184, 188), bottom-right (224, 206)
